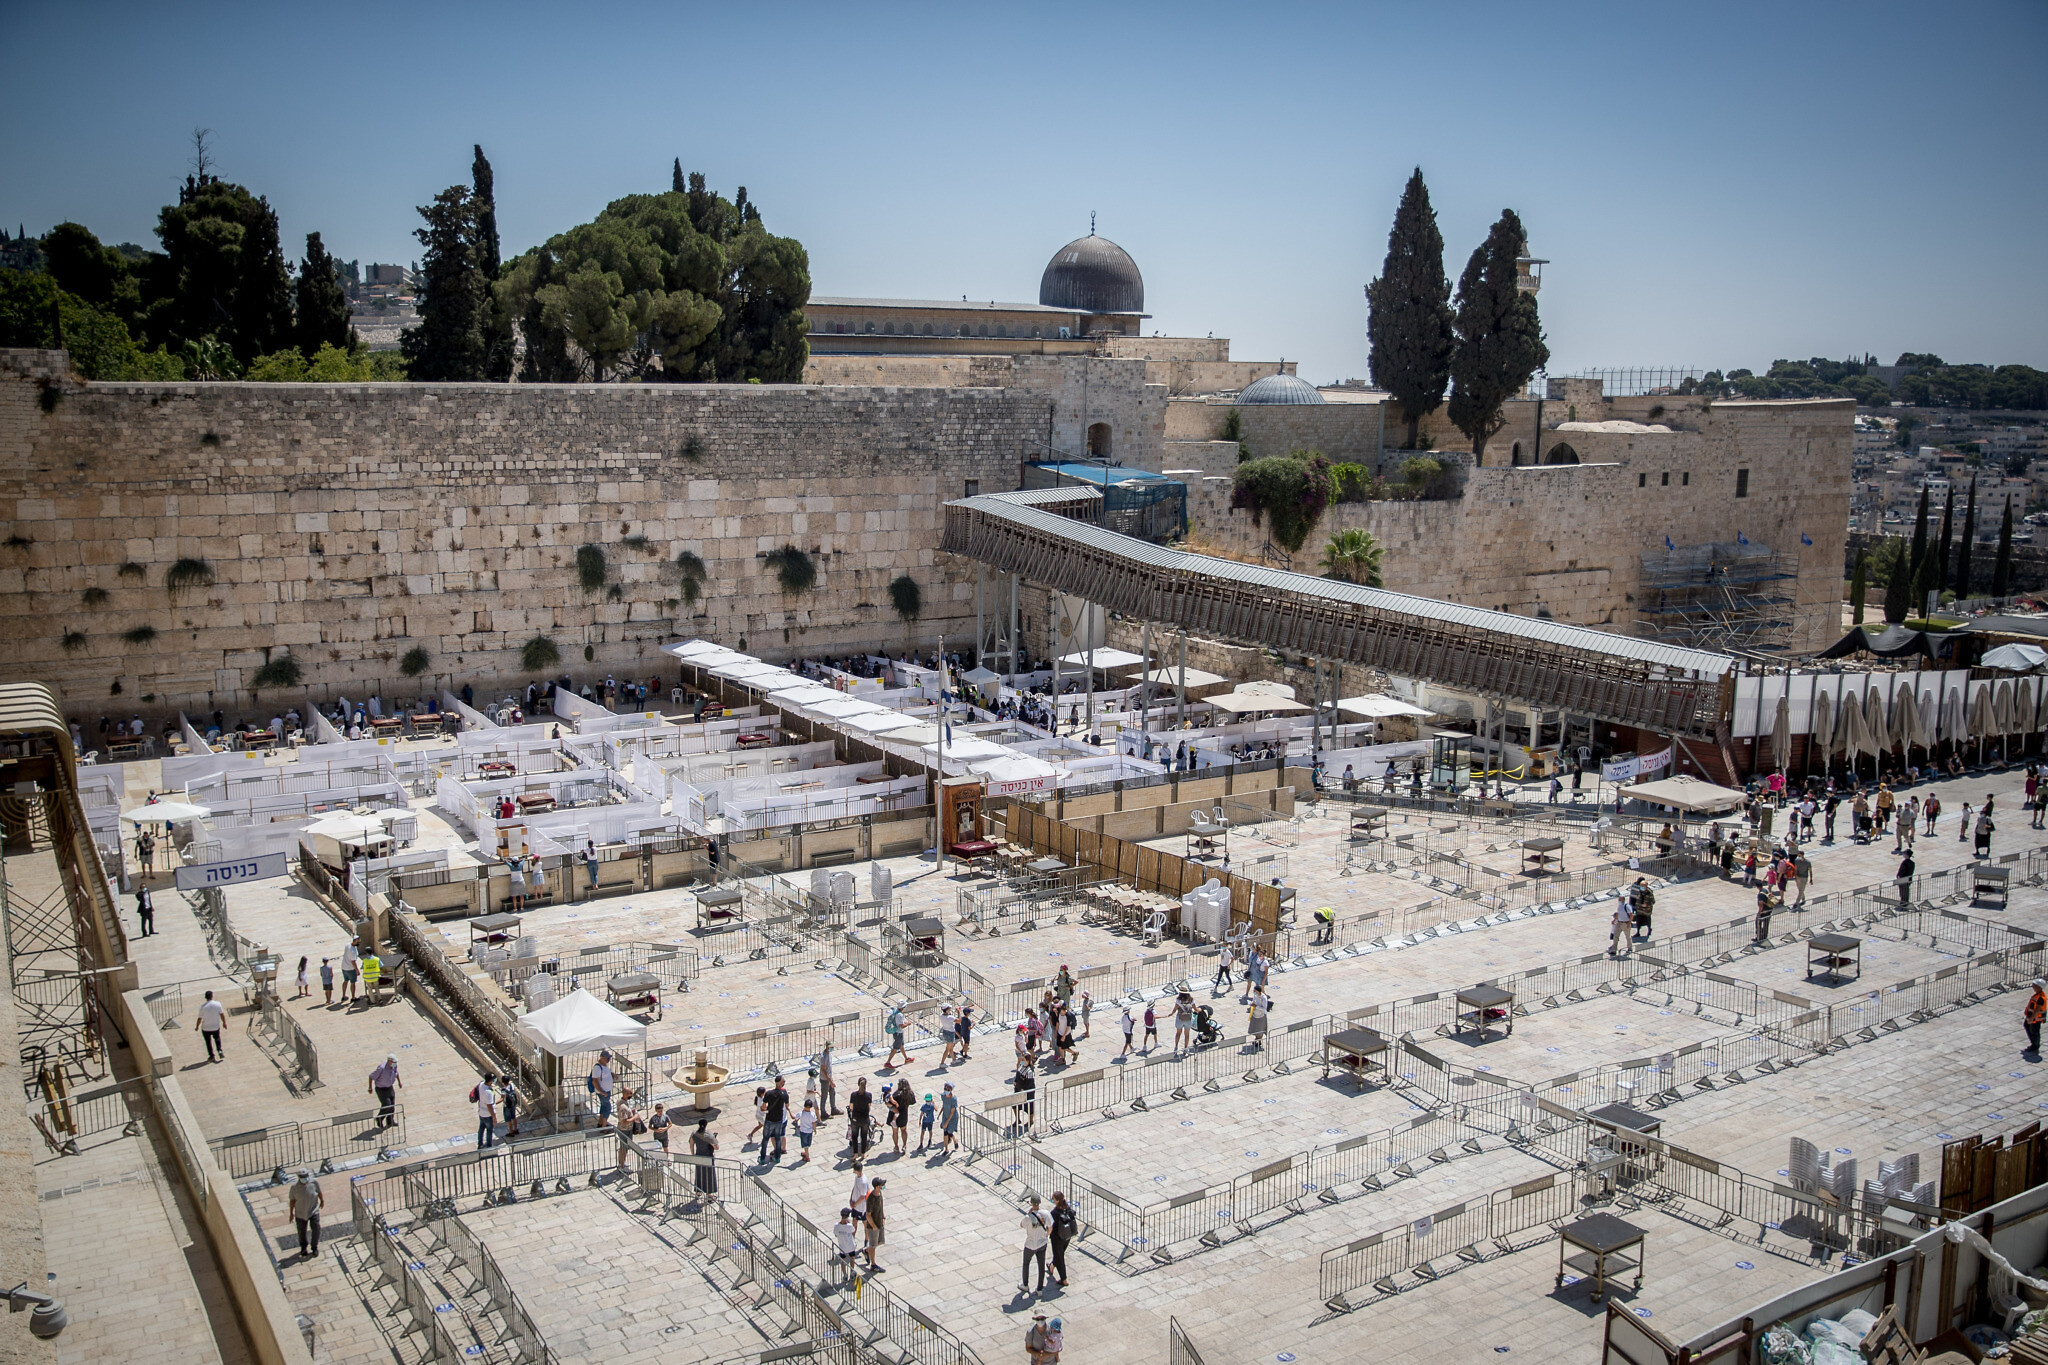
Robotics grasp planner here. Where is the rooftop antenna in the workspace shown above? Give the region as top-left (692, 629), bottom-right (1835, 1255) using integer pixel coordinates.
top-left (1090, 210), bottom-right (1096, 236)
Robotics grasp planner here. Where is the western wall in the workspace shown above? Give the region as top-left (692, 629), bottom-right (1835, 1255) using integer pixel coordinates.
top-left (0, 348), bottom-right (1040, 715)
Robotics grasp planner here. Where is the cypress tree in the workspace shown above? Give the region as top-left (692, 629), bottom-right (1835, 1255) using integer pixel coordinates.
top-left (1366, 168), bottom-right (1456, 450)
top-left (1935, 493), bottom-right (1954, 595)
top-left (150, 175), bottom-right (295, 363)
top-left (1447, 209), bottom-right (1549, 462)
top-left (472, 146), bottom-right (514, 381)
top-left (673, 158), bottom-right (685, 193)
top-left (399, 186), bottom-right (487, 381)
top-left (1908, 485), bottom-right (1934, 612)
top-left (1850, 548), bottom-right (1868, 625)
top-left (1957, 477), bottom-right (1978, 598)
top-left (1883, 539), bottom-right (1913, 624)
top-left (1994, 496), bottom-right (2014, 598)
top-left (292, 231), bottom-right (354, 357)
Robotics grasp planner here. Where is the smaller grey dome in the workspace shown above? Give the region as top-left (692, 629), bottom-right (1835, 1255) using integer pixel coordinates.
top-left (1236, 372), bottom-right (1324, 406)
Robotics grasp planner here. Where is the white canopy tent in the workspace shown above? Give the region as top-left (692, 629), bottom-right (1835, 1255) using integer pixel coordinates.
top-left (1334, 694), bottom-right (1434, 719)
top-left (1206, 690), bottom-right (1311, 715)
top-left (919, 736), bottom-right (1009, 765)
top-left (1615, 775), bottom-right (1746, 813)
top-left (803, 696), bottom-right (890, 719)
top-left (839, 709), bottom-right (928, 735)
top-left (121, 800), bottom-right (212, 824)
top-left (762, 682), bottom-right (842, 705)
top-left (1055, 647), bottom-right (1147, 672)
top-left (1980, 643), bottom-right (2048, 672)
top-left (665, 640), bottom-right (744, 663)
top-left (517, 988), bottom-right (647, 1056)
top-left (969, 754), bottom-right (1059, 796)
top-left (1136, 665), bottom-right (1229, 690)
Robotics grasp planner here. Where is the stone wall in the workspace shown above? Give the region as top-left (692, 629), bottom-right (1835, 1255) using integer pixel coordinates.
top-left (0, 350), bottom-right (1037, 714)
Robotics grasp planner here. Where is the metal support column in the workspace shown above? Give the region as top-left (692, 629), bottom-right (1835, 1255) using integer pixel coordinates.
top-left (1140, 621), bottom-right (1153, 734)
top-left (1177, 630), bottom-right (1188, 733)
top-left (975, 565), bottom-right (984, 669)
top-left (1009, 574), bottom-right (1020, 681)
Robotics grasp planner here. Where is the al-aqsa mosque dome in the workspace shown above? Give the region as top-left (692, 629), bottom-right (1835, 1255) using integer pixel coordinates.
top-left (1038, 234), bottom-right (1145, 315)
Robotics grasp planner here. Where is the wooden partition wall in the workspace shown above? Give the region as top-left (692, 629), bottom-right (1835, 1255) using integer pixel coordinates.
top-left (1000, 802), bottom-right (1285, 934)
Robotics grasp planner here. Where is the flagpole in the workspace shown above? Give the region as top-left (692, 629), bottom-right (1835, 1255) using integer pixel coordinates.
top-left (936, 632), bottom-right (946, 877)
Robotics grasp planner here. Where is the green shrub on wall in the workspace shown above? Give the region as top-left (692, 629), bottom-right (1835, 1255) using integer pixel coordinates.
top-left (764, 545), bottom-right (815, 595)
top-left (522, 636), bottom-right (561, 672)
top-left (165, 557), bottom-right (215, 594)
top-left (251, 654), bottom-right (301, 689)
top-left (575, 545), bottom-right (607, 592)
top-left (888, 574), bottom-right (922, 621)
top-left (399, 646), bottom-right (431, 677)
top-left (60, 630), bottom-right (86, 653)
top-left (81, 587), bottom-right (108, 607)
top-left (121, 625), bottom-right (157, 645)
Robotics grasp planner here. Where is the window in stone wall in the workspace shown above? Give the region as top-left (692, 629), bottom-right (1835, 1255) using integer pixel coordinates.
top-left (1639, 473), bottom-right (1647, 488)
top-left (922, 324), bottom-right (934, 336)
top-left (965, 479), bottom-right (980, 498)
top-left (885, 322), bottom-right (895, 334)
top-left (1736, 468), bottom-right (1750, 498)
top-left (1682, 472), bottom-right (1689, 486)
top-left (1662, 472), bottom-right (1670, 486)
top-left (995, 325), bottom-right (1006, 338)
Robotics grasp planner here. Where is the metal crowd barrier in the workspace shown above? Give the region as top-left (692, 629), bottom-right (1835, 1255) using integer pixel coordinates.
top-left (211, 1105), bottom-right (404, 1178)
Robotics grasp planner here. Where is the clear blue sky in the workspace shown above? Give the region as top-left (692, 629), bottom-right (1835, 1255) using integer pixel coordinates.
top-left (5, 1), bottom-right (2043, 382)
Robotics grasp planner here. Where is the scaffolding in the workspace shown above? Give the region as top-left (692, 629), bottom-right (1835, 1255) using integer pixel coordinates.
top-left (1637, 539), bottom-right (1800, 654)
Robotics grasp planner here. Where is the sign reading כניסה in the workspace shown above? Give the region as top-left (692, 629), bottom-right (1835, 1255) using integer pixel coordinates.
top-left (173, 852), bottom-right (289, 891)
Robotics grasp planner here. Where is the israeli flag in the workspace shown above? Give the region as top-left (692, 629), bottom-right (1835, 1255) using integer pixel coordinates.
top-left (1737, 531), bottom-right (1749, 546)
top-left (1801, 532), bottom-right (1813, 546)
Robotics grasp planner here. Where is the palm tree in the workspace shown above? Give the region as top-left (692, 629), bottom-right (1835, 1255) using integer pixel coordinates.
top-left (1320, 529), bottom-right (1385, 587)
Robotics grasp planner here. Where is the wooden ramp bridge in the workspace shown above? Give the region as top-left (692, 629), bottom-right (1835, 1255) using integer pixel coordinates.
top-left (941, 492), bottom-right (1737, 741)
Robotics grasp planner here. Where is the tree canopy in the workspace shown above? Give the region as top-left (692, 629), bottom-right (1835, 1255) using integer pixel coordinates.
top-left (400, 186), bottom-right (490, 381)
top-left (0, 268), bottom-right (183, 380)
top-left (1230, 454), bottom-right (1334, 554)
top-left (1446, 209), bottom-right (1548, 460)
top-left (146, 174), bottom-right (295, 364)
top-left (1673, 353), bottom-right (2048, 410)
top-left (1365, 169), bottom-right (1455, 450)
top-left (292, 232), bottom-right (354, 357)
top-left (496, 169), bottom-right (810, 382)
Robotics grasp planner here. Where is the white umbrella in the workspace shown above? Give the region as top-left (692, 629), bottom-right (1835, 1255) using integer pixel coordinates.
top-left (1943, 688), bottom-right (1966, 747)
top-left (121, 801), bottom-right (211, 824)
top-left (1969, 685), bottom-right (1995, 763)
top-left (1769, 693), bottom-right (1792, 772)
top-left (1811, 691), bottom-right (1835, 775)
top-left (1862, 688), bottom-right (1888, 773)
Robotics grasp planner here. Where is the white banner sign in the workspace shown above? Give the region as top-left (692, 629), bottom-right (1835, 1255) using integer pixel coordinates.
top-left (1636, 747), bottom-right (1673, 776)
top-left (174, 852), bottom-right (289, 891)
top-left (1600, 756), bottom-right (1639, 783)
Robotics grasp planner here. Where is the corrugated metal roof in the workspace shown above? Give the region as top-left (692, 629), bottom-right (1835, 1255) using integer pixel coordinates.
top-left (1029, 463), bottom-right (1175, 486)
top-left (998, 486), bottom-right (1104, 508)
top-left (954, 494), bottom-right (1734, 678)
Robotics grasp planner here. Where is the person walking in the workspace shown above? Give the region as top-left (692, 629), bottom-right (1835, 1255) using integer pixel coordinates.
top-left (289, 1169), bottom-right (324, 1259)
top-left (762, 1076), bottom-right (791, 1163)
top-left (917, 1092), bottom-right (936, 1152)
top-left (1754, 886), bottom-right (1775, 944)
top-left (294, 955), bottom-right (310, 999)
top-left (1630, 879), bottom-right (1655, 940)
top-left (1895, 851), bottom-right (1917, 906)
top-left (884, 1004), bottom-right (910, 1069)
top-left (1142, 1000), bottom-right (1159, 1053)
top-left (1924, 793), bottom-right (1940, 835)
top-left (938, 1004), bottom-right (958, 1067)
top-left (1078, 989), bottom-right (1092, 1040)
top-left (473, 1074), bottom-right (499, 1149)
top-left (1119, 1006), bottom-right (1135, 1057)
top-left (588, 1051), bottom-right (616, 1127)
top-left (956, 1002), bottom-right (975, 1063)
top-left (1823, 793), bottom-right (1839, 843)
top-left (341, 941), bottom-right (361, 1003)
top-left (1019, 1196), bottom-right (1052, 1294)
top-left (794, 1099), bottom-right (817, 1164)
top-left (1011, 1061), bottom-right (1037, 1131)
top-left (359, 949), bottom-right (382, 1002)
top-left (2024, 978), bottom-right (2046, 1057)
top-left (1792, 849), bottom-right (1813, 909)
top-left (745, 1085), bottom-right (767, 1148)
top-left (499, 1074), bottom-right (519, 1138)
top-left (1048, 1191), bottom-right (1078, 1288)
top-left (1960, 800), bottom-right (1973, 842)
top-left (368, 1054), bottom-right (401, 1129)
top-left (940, 1083), bottom-right (960, 1154)
top-left (1026, 1313), bottom-right (1063, 1365)
top-left (1172, 993), bottom-right (1193, 1052)
top-left (1609, 900), bottom-right (1633, 959)
top-left (889, 1079), bottom-right (913, 1154)
top-left (136, 829), bottom-right (156, 878)
top-left (848, 1162), bottom-right (872, 1224)
top-left (816, 1047), bottom-right (839, 1117)
top-left (135, 885), bottom-right (155, 938)
top-left (863, 1179), bottom-right (888, 1272)
top-left (1247, 985), bottom-right (1271, 1052)
top-left (1975, 810), bottom-right (1996, 858)
top-left (197, 989), bottom-right (226, 1061)
top-left (834, 1208), bottom-right (862, 1281)
top-left (318, 956), bottom-right (334, 1005)
top-left (648, 1102), bottom-right (672, 1154)
top-left (1213, 945), bottom-right (1235, 992)
top-left (691, 1120), bottom-right (719, 1197)
top-left (1743, 846), bottom-right (1758, 887)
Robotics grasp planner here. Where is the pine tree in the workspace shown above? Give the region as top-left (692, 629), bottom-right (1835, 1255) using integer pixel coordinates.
top-left (672, 158), bottom-right (685, 193)
top-left (472, 145), bottom-right (514, 381)
top-left (399, 186), bottom-right (487, 381)
top-left (149, 175), bottom-right (295, 363)
top-left (513, 247), bottom-right (578, 382)
top-left (1366, 169), bottom-right (1456, 450)
top-left (1935, 493), bottom-right (1954, 595)
top-left (1850, 548), bottom-right (1868, 625)
top-left (1957, 477), bottom-right (1979, 598)
top-left (1993, 496), bottom-right (2014, 598)
top-left (1883, 538), bottom-right (1913, 624)
top-left (293, 231), bottom-right (354, 357)
top-left (1447, 209), bottom-right (1549, 462)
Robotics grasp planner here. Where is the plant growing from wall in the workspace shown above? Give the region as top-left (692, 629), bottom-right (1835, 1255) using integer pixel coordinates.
top-left (165, 557), bottom-right (215, 595)
top-left (250, 653), bottom-right (302, 689)
top-left (117, 562), bottom-right (145, 580)
top-left (621, 534), bottom-right (651, 553)
top-left (575, 544), bottom-right (607, 592)
top-left (888, 574), bottom-right (922, 622)
top-left (3, 534), bottom-right (30, 549)
top-left (584, 644), bottom-right (595, 661)
top-left (81, 586), bottom-right (108, 606)
top-left (1229, 454), bottom-right (1333, 554)
top-left (763, 545), bottom-right (815, 594)
top-left (1220, 408), bottom-right (1247, 462)
top-left (680, 435), bottom-right (706, 462)
top-left (606, 584), bottom-right (623, 602)
top-left (60, 630), bottom-right (86, 653)
top-left (1395, 456), bottom-right (1445, 499)
top-left (399, 645), bottom-right (432, 677)
top-left (121, 625), bottom-right (157, 644)
top-left (1319, 530), bottom-right (1386, 587)
top-left (522, 635), bottom-right (561, 672)
top-left (673, 549), bottom-right (707, 605)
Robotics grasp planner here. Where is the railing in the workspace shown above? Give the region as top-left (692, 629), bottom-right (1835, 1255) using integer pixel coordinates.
top-left (1167, 1316), bottom-right (1207, 1365)
top-left (141, 982), bottom-right (184, 1029)
top-left (420, 1208), bottom-right (556, 1365)
top-left (247, 989), bottom-right (321, 1089)
top-left (366, 1214), bottom-right (492, 1363)
top-left (211, 1105), bottom-right (404, 1179)
top-left (29, 1074), bottom-right (150, 1152)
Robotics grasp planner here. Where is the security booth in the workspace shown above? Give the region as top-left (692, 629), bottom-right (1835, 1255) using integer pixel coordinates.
top-left (885, 914), bottom-right (947, 969)
top-left (1430, 731), bottom-right (1477, 791)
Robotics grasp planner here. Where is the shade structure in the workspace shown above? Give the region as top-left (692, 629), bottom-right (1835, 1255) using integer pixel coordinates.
top-left (1918, 691), bottom-right (1939, 748)
top-left (1840, 692), bottom-right (1870, 759)
top-left (712, 661), bottom-right (793, 683)
top-left (1994, 680), bottom-right (2017, 735)
top-left (918, 736), bottom-right (1009, 765)
top-left (969, 754), bottom-right (1059, 796)
top-left (517, 988), bottom-right (646, 1057)
top-left (838, 709), bottom-right (927, 736)
top-left (1769, 693), bottom-right (1792, 770)
top-left (1616, 775), bottom-right (1747, 812)
top-left (1206, 690), bottom-right (1311, 715)
top-left (1811, 692), bottom-right (1835, 767)
top-left (762, 682), bottom-right (840, 705)
top-left (1969, 685), bottom-right (1995, 739)
top-left (1137, 665), bottom-right (1229, 690)
top-left (666, 640), bottom-right (744, 663)
top-left (877, 723), bottom-right (941, 746)
top-left (803, 695), bottom-right (888, 719)
top-left (1980, 643), bottom-right (2048, 672)
top-left (1335, 694), bottom-right (1435, 719)
top-left (1890, 687), bottom-right (1915, 751)
top-left (960, 667), bottom-right (1001, 685)
top-left (1863, 688), bottom-right (1889, 753)
top-left (1943, 688), bottom-right (1966, 743)
top-left (121, 800), bottom-right (211, 824)
top-left (301, 812), bottom-right (397, 842)
top-left (1055, 647), bottom-right (1147, 671)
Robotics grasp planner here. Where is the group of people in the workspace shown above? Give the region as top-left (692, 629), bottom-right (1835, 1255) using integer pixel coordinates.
top-left (1606, 877), bottom-right (1659, 956)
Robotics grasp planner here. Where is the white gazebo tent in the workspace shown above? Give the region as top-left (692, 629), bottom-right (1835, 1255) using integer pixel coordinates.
top-left (517, 988), bottom-right (648, 1116)
top-left (1334, 694), bottom-right (1435, 719)
top-left (1615, 774), bottom-right (1747, 853)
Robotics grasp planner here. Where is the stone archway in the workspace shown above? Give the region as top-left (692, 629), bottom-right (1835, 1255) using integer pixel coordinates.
top-left (1544, 442), bottom-right (1580, 465)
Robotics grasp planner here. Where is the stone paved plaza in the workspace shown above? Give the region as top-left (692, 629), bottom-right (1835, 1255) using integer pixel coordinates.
top-left (67, 756), bottom-right (2048, 1364)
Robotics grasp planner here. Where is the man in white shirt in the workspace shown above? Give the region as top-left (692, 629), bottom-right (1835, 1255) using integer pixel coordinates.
top-left (197, 989), bottom-right (226, 1060)
top-left (475, 1073), bottom-right (499, 1149)
top-left (1019, 1195), bottom-right (1051, 1293)
top-left (1609, 902), bottom-right (1633, 959)
top-left (288, 1168), bottom-right (324, 1257)
top-left (848, 1162), bottom-right (872, 1219)
top-left (589, 1052), bottom-right (615, 1126)
top-left (341, 942), bottom-right (361, 1002)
